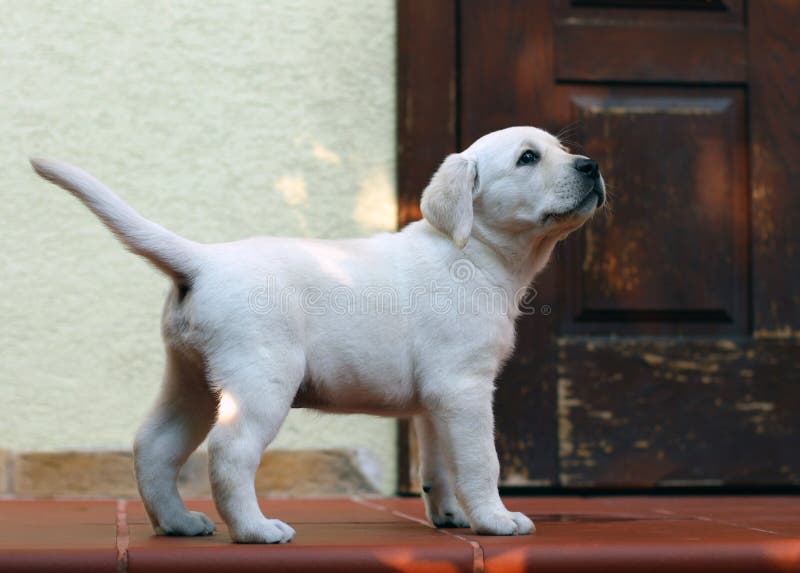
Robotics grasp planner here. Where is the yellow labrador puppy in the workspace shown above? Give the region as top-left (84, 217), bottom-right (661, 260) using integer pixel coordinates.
top-left (31, 126), bottom-right (604, 543)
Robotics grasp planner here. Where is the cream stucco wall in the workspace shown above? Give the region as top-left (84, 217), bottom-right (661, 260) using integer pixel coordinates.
top-left (0, 1), bottom-right (397, 493)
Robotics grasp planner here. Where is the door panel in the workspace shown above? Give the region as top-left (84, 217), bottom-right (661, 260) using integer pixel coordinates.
top-left (564, 88), bottom-right (748, 335)
top-left (553, 0), bottom-right (746, 83)
top-left (559, 339), bottom-right (800, 486)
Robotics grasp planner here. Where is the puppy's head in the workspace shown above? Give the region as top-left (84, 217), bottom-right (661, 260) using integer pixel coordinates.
top-left (421, 126), bottom-right (605, 250)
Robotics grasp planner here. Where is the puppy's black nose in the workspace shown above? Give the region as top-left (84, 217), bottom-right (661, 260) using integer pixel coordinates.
top-left (575, 157), bottom-right (599, 178)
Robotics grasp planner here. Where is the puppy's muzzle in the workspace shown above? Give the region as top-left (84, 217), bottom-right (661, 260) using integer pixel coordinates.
top-left (574, 156), bottom-right (605, 207)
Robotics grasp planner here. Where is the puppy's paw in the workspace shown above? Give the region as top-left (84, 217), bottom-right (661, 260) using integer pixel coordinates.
top-left (155, 510), bottom-right (216, 536)
top-left (472, 510), bottom-right (535, 536)
top-left (427, 504), bottom-right (471, 528)
top-left (421, 486), bottom-right (471, 528)
top-left (231, 518), bottom-right (296, 544)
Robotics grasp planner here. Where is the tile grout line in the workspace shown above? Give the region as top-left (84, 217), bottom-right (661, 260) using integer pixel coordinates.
top-left (605, 502), bottom-right (793, 539)
top-left (686, 514), bottom-right (792, 538)
top-left (389, 508), bottom-right (486, 573)
top-left (352, 497), bottom-right (485, 573)
top-left (116, 499), bottom-right (129, 573)
top-left (651, 508), bottom-right (788, 536)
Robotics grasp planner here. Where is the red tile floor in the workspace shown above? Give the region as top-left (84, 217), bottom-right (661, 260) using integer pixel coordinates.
top-left (0, 496), bottom-right (799, 572)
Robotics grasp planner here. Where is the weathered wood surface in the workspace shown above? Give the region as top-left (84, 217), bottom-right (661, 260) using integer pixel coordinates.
top-left (563, 87), bottom-right (748, 336)
top-left (559, 339), bottom-right (800, 487)
top-left (396, 0), bottom-right (457, 228)
top-left (749, 1), bottom-right (800, 336)
top-left (554, 0), bottom-right (746, 84)
top-left (398, 0), bottom-right (800, 491)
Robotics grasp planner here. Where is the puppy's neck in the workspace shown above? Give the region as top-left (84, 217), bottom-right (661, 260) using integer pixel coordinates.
top-left (464, 223), bottom-right (560, 296)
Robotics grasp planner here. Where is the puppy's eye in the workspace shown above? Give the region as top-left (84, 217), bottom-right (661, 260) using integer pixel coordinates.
top-left (517, 150), bottom-right (540, 166)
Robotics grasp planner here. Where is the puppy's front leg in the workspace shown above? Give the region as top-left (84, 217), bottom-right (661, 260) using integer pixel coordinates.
top-left (431, 391), bottom-right (535, 536)
top-left (414, 414), bottom-right (470, 528)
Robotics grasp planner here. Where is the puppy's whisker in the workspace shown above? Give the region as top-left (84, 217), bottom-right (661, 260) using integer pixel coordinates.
top-left (555, 120), bottom-right (581, 140)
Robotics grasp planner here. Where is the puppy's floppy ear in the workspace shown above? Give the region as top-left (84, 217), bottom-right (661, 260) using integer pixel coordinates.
top-left (420, 153), bottom-right (478, 249)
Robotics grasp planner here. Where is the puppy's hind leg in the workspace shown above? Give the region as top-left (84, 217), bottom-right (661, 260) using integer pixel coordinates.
top-left (207, 348), bottom-right (303, 544)
top-left (134, 348), bottom-right (217, 536)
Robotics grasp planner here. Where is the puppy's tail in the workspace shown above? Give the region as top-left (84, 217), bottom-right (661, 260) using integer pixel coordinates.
top-left (30, 158), bottom-right (202, 281)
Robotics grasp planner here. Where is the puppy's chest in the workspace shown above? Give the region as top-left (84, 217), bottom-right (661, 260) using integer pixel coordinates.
top-left (293, 335), bottom-right (416, 413)
top-left (291, 373), bottom-right (420, 416)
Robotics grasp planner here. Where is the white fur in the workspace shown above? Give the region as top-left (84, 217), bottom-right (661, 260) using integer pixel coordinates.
top-left (31, 126), bottom-right (604, 543)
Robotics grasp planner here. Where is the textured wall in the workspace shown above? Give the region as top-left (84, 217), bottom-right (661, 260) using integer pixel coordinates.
top-left (0, 1), bottom-right (397, 492)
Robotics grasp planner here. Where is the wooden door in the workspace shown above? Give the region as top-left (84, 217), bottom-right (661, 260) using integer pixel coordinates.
top-left (398, 0), bottom-right (800, 491)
